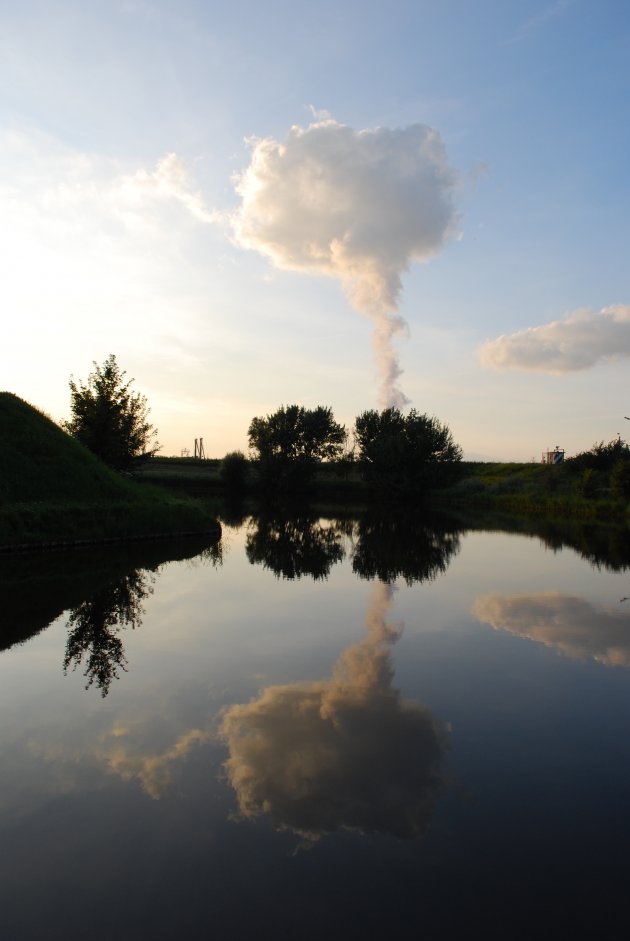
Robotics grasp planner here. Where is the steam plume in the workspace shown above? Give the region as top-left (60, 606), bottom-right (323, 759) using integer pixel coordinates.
top-left (220, 581), bottom-right (449, 841)
top-left (232, 116), bottom-right (459, 407)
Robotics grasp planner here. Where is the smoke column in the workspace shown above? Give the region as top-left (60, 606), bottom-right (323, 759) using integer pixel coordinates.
top-left (232, 116), bottom-right (459, 407)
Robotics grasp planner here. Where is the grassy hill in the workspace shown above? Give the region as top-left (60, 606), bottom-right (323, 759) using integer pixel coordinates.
top-left (0, 392), bottom-right (220, 548)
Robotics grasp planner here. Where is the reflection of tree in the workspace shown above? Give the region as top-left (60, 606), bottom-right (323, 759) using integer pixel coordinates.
top-left (2, 535), bottom-right (221, 653)
top-left (221, 582), bottom-right (449, 841)
top-left (352, 510), bottom-right (461, 585)
top-left (537, 523), bottom-right (630, 573)
top-left (63, 570), bottom-right (152, 696)
top-left (246, 511), bottom-right (345, 580)
top-left (453, 509), bottom-right (630, 574)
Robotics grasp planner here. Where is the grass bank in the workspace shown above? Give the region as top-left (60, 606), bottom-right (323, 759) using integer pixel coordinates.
top-left (0, 393), bottom-right (220, 549)
top-left (137, 454), bottom-right (630, 521)
top-left (442, 460), bottom-right (629, 522)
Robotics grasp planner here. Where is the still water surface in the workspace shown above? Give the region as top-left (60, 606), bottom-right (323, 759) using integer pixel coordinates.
top-left (2, 509), bottom-right (630, 937)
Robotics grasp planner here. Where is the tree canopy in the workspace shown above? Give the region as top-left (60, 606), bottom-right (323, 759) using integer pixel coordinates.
top-left (64, 355), bottom-right (159, 470)
top-left (248, 404), bottom-right (346, 489)
top-left (354, 407), bottom-right (462, 493)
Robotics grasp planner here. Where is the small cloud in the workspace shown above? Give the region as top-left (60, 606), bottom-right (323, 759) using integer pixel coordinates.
top-left (473, 591), bottom-right (630, 667)
top-left (120, 152), bottom-right (218, 224)
top-left (101, 727), bottom-right (210, 799)
top-left (479, 305), bottom-right (630, 374)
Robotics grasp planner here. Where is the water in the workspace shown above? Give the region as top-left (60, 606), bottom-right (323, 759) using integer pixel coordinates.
top-left (2, 508), bottom-right (630, 937)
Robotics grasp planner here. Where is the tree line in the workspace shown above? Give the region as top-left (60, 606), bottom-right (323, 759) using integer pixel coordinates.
top-left (64, 354), bottom-right (463, 495)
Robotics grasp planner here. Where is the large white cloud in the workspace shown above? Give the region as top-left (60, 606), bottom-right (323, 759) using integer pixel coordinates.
top-left (479, 305), bottom-right (630, 374)
top-left (220, 582), bottom-right (449, 841)
top-left (232, 116), bottom-right (459, 407)
top-left (473, 591), bottom-right (630, 667)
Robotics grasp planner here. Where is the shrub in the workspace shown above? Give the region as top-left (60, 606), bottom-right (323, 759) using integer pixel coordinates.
top-left (219, 451), bottom-right (249, 491)
top-left (577, 468), bottom-right (597, 499)
top-left (610, 459), bottom-right (630, 501)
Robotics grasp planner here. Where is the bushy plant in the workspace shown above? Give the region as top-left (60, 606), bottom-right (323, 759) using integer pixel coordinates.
top-left (354, 407), bottom-right (462, 494)
top-left (610, 459), bottom-right (630, 501)
top-left (248, 405), bottom-right (346, 490)
top-left (219, 451), bottom-right (249, 491)
top-left (566, 438), bottom-right (630, 474)
top-left (64, 355), bottom-right (159, 470)
top-left (577, 468), bottom-right (597, 498)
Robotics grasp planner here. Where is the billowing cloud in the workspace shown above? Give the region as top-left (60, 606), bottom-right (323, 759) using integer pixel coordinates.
top-left (473, 591), bottom-right (630, 666)
top-left (232, 116), bottom-right (459, 407)
top-left (220, 582), bottom-right (449, 841)
top-left (479, 305), bottom-right (630, 374)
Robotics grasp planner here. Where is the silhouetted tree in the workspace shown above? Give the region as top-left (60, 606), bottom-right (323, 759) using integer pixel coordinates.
top-left (351, 509), bottom-right (461, 585)
top-left (565, 437), bottom-right (630, 474)
top-left (65, 354), bottom-right (159, 470)
top-left (219, 450), bottom-right (250, 492)
top-left (246, 510), bottom-right (345, 579)
top-left (248, 404), bottom-right (346, 490)
top-left (63, 569), bottom-right (152, 696)
top-left (354, 407), bottom-right (462, 494)
top-left (611, 459), bottom-right (630, 501)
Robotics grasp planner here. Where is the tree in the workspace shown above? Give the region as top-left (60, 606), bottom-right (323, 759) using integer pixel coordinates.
top-left (565, 437), bottom-right (630, 474)
top-left (354, 407), bottom-right (462, 494)
top-left (246, 510), bottom-right (345, 580)
top-left (248, 404), bottom-right (346, 489)
top-left (219, 450), bottom-right (250, 492)
top-left (65, 355), bottom-right (159, 470)
top-left (63, 569), bottom-right (151, 697)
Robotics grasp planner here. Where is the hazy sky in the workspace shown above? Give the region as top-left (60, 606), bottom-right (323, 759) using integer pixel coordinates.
top-left (1, 0), bottom-right (628, 460)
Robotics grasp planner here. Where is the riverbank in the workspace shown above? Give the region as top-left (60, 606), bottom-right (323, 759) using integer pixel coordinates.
top-left (442, 460), bottom-right (630, 522)
top-left (0, 393), bottom-right (221, 550)
top-left (135, 455), bottom-right (630, 524)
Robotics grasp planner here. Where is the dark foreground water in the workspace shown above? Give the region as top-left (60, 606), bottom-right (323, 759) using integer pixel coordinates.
top-left (2, 507), bottom-right (630, 938)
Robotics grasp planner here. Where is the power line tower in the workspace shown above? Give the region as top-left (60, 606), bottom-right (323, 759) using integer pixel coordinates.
top-left (194, 437), bottom-right (206, 460)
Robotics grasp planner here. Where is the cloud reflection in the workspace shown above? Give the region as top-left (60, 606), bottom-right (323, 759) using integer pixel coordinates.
top-left (100, 726), bottom-right (210, 799)
top-left (220, 582), bottom-right (449, 841)
top-left (473, 591), bottom-right (630, 667)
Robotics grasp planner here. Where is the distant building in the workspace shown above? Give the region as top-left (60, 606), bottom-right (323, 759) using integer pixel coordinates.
top-left (542, 448), bottom-right (564, 464)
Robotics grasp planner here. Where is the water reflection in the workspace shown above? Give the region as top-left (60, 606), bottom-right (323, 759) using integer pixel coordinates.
top-left (351, 509), bottom-right (461, 585)
top-left (244, 506), bottom-right (462, 585)
top-left (63, 569), bottom-right (152, 695)
top-left (454, 509), bottom-right (630, 573)
top-left (221, 581), bottom-right (449, 841)
top-left (1, 538), bottom-right (221, 653)
top-left (61, 541), bottom-right (222, 696)
top-left (98, 726), bottom-right (211, 798)
top-left (473, 591), bottom-right (630, 667)
top-left (246, 510), bottom-right (345, 579)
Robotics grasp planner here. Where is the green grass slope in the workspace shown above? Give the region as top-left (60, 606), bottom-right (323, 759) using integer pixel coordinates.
top-left (0, 392), bottom-right (220, 547)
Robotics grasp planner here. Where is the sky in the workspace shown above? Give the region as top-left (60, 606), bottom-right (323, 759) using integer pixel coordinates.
top-left (1, 0), bottom-right (628, 461)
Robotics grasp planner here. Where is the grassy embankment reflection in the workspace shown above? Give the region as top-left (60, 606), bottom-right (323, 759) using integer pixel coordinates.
top-left (1, 538), bottom-right (221, 694)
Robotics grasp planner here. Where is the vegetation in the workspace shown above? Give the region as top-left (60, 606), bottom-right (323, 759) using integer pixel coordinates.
top-left (565, 437), bottom-right (630, 474)
top-left (0, 392), bottom-right (219, 548)
top-left (64, 354), bottom-right (159, 470)
top-left (444, 442), bottom-right (630, 522)
top-left (9, 364), bottom-right (627, 530)
top-left (219, 450), bottom-right (250, 492)
top-left (354, 407), bottom-right (463, 494)
top-left (248, 404), bottom-right (346, 490)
